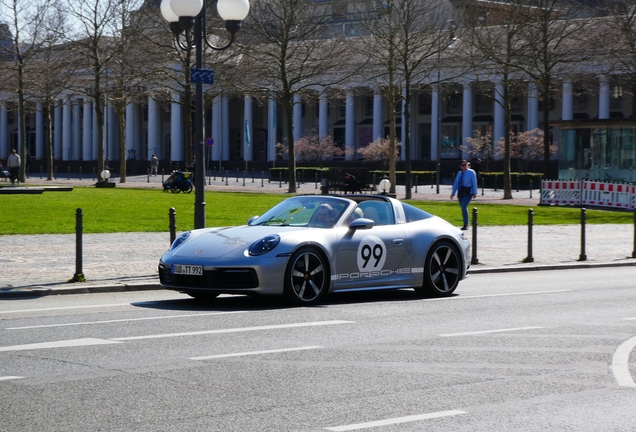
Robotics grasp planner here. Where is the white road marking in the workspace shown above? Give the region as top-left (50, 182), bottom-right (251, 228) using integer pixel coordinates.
top-left (111, 321), bottom-right (354, 341)
top-left (7, 311), bottom-right (247, 330)
top-left (0, 338), bottom-right (123, 352)
top-left (0, 376), bottom-right (24, 381)
top-left (325, 410), bottom-right (467, 431)
top-left (439, 326), bottom-right (543, 337)
top-left (426, 290), bottom-right (570, 301)
top-left (0, 303), bottom-right (133, 315)
top-left (0, 321), bottom-right (353, 352)
top-left (190, 345), bottom-right (322, 360)
top-left (612, 335), bottom-right (636, 388)
top-left (623, 317), bottom-right (636, 321)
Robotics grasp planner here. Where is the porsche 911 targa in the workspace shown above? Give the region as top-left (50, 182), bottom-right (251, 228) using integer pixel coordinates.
top-left (159, 195), bottom-right (471, 305)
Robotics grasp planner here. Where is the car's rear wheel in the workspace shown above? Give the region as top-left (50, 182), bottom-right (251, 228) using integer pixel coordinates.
top-left (185, 291), bottom-right (220, 301)
top-left (416, 240), bottom-right (461, 297)
top-left (284, 247), bottom-right (329, 306)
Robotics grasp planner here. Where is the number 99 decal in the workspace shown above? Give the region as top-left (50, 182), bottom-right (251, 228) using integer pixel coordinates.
top-left (356, 235), bottom-right (387, 272)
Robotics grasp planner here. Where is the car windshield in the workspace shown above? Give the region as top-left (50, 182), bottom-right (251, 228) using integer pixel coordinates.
top-left (248, 197), bottom-right (349, 227)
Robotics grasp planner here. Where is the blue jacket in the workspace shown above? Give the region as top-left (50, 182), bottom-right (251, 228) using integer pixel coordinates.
top-left (451, 168), bottom-right (478, 196)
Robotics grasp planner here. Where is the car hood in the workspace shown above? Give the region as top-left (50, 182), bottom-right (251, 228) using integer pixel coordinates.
top-left (165, 225), bottom-right (298, 259)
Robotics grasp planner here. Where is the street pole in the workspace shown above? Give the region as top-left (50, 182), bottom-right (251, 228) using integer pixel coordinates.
top-left (194, 12), bottom-right (206, 229)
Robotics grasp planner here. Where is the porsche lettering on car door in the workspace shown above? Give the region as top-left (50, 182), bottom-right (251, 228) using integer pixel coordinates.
top-left (334, 226), bottom-right (406, 289)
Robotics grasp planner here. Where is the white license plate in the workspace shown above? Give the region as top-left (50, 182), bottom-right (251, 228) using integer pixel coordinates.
top-left (171, 264), bottom-right (203, 275)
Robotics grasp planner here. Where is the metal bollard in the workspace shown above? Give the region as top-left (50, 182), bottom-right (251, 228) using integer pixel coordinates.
top-left (225, 170), bottom-right (229, 185)
top-left (471, 207), bottom-right (479, 265)
top-left (68, 166), bottom-right (71, 180)
top-left (252, 168), bottom-right (255, 183)
top-left (79, 166), bottom-right (82, 181)
top-left (261, 171), bottom-right (264, 187)
top-left (524, 208), bottom-right (534, 263)
top-left (415, 175), bottom-right (418, 194)
top-left (243, 170), bottom-right (246, 186)
top-left (169, 207), bottom-right (177, 245)
top-left (93, 167), bottom-right (96, 181)
top-left (579, 208), bottom-right (587, 261)
top-left (494, 174), bottom-right (497, 191)
top-left (633, 209), bottom-right (636, 258)
top-left (162, 168), bottom-right (165, 183)
top-left (236, 170), bottom-right (239, 182)
top-left (516, 174), bottom-right (519, 192)
top-left (147, 168), bottom-right (150, 183)
top-left (55, 165), bottom-right (58, 179)
top-left (430, 172), bottom-right (434, 188)
top-left (40, 165), bottom-right (42, 179)
top-left (529, 178), bottom-right (533, 198)
top-left (71, 208), bottom-right (85, 282)
top-left (279, 170), bottom-right (282, 188)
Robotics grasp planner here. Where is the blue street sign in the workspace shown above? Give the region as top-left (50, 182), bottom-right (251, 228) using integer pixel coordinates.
top-left (206, 137), bottom-right (214, 146)
top-left (191, 68), bottom-right (214, 84)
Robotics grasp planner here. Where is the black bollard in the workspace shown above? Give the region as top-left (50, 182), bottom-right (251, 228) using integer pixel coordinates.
top-left (529, 178), bottom-right (533, 198)
top-left (471, 207), bottom-right (479, 264)
top-left (162, 168), bottom-right (165, 183)
top-left (79, 166), bottom-right (82, 181)
top-left (279, 170), bottom-right (282, 188)
top-left (415, 175), bottom-right (418, 194)
top-left (93, 167), bottom-right (96, 181)
top-left (236, 170), bottom-right (239, 182)
top-left (494, 174), bottom-right (497, 191)
top-left (633, 209), bottom-right (636, 258)
top-left (225, 170), bottom-right (229, 185)
top-left (71, 208), bottom-right (85, 282)
top-left (261, 171), bottom-right (264, 187)
top-left (579, 208), bottom-right (587, 261)
top-left (147, 168), bottom-right (150, 183)
top-left (516, 174), bottom-right (519, 192)
top-left (430, 172), bottom-right (434, 189)
top-left (524, 208), bottom-right (534, 263)
top-left (243, 170), bottom-right (246, 186)
top-left (40, 165), bottom-right (42, 179)
top-left (169, 207), bottom-right (177, 245)
top-left (68, 166), bottom-right (71, 180)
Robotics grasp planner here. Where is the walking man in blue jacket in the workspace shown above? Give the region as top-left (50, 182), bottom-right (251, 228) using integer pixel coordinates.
top-left (450, 160), bottom-right (478, 230)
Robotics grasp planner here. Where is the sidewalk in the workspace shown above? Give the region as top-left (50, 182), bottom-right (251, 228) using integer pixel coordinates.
top-left (1, 175), bottom-right (634, 298)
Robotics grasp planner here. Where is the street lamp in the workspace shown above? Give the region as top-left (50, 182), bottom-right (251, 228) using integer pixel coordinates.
top-left (435, 19), bottom-right (455, 194)
top-left (160, 0), bottom-right (249, 229)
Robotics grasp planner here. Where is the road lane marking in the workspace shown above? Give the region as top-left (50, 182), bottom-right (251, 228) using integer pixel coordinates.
top-left (7, 311), bottom-right (247, 330)
top-left (190, 345), bottom-right (322, 360)
top-left (325, 410), bottom-right (467, 431)
top-left (0, 338), bottom-right (123, 352)
top-left (0, 321), bottom-right (352, 352)
top-left (439, 326), bottom-right (543, 337)
top-left (0, 376), bottom-right (24, 381)
top-left (612, 335), bottom-right (636, 388)
top-left (110, 320), bottom-right (354, 341)
top-left (426, 290), bottom-right (570, 301)
top-left (0, 303), bottom-right (133, 315)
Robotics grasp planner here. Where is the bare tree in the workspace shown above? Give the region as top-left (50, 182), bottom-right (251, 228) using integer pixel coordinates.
top-left (355, 0), bottom-right (458, 197)
top-left (61, 0), bottom-right (121, 180)
top-left (0, 0), bottom-right (56, 182)
top-left (239, 0), bottom-right (363, 193)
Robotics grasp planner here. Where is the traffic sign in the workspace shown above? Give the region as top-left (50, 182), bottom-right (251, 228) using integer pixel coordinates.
top-left (191, 68), bottom-right (214, 84)
top-left (206, 137), bottom-right (214, 146)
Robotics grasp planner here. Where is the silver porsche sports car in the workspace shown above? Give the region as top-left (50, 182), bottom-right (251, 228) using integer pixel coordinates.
top-left (159, 195), bottom-right (471, 305)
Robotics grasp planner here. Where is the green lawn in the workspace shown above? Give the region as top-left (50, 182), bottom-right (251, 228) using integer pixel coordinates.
top-left (1, 187), bottom-right (632, 235)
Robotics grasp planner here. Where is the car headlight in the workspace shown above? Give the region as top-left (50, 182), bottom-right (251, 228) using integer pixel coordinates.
top-left (170, 231), bottom-right (191, 250)
top-left (249, 234), bottom-right (280, 256)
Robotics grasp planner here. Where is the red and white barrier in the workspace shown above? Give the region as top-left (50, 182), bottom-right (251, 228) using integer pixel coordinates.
top-left (540, 180), bottom-right (581, 206)
top-left (541, 179), bottom-right (636, 209)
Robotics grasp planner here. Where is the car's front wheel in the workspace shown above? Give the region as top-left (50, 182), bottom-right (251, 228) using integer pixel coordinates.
top-left (416, 240), bottom-right (461, 297)
top-left (284, 248), bottom-right (329, 306)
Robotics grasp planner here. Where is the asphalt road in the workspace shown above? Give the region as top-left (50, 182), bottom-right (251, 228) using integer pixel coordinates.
top-left (2, 267), bottom-right (635, 431)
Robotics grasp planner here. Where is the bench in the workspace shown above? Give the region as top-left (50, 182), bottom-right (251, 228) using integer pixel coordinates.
top-left (324, 168), bottom-right (375, 194)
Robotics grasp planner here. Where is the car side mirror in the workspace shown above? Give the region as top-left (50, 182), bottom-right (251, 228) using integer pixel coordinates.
top-left (348, 218), bottom-right (374, 230)
top-left (247, 215), bottom-right (259, 225)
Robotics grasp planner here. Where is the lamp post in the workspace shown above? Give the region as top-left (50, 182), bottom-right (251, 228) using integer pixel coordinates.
top-left (161, 0), bottom-right (249, 229)
top-left (435, 20), bottom-right (455, 194)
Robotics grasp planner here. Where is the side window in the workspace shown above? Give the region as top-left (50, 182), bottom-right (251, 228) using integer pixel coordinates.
top-left (402, 203), bottom-right (434, 223)
top-left (358, 202), bottom-right (394, 226)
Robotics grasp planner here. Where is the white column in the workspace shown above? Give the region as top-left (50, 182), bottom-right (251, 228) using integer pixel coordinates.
top-left (170, 93), bottom-right (182, 161)
top-left (126, 99), bottom-right (136, 161)
top-left (401, 94), bottom-right (406, 160)
top-left (0, 103), bottom-right (7, 158)
top-left (562, 81), bottom-right (573, 121)
top-left (431, 88), bottom-right (440, 161)
top-left (318, 91), bottom-right (328, 139)
top-left (62, 97), bottom-right (72, 161)
top-left (345, 90), bottom-right (355, 161)
top-left (268, 96), bottom-right (277, 162)
top-left (293, 93), bottom-right (302, 145)
top-left (54, 100), bottom-right (63, 160)
top-left (243, 93), bottom-right (253, 161)
top-left (493, 82), bottom-right (505, 146)
top-left (92, 104), bottom-right (99, 164)
top-left (373, 91), bottom-right (383, 142)
top-left (222, 93), bottom-right (229, 161)
top-left (527, 82), bottom-right (539, 131)
top-left (462, 83), bottom-right (473, 160)
top-left (73, 99), bottom-right (81, 160)
top-left (147, 97), bottom-right (159, 161)
top-left (35, 103), bottom-right (44, 160)
top-left (212, 94), bottom-right (222, 161)
top-left (599, 76), bottom-right (610, 120)
top-left (83, 100), bottom-right (92, 160)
